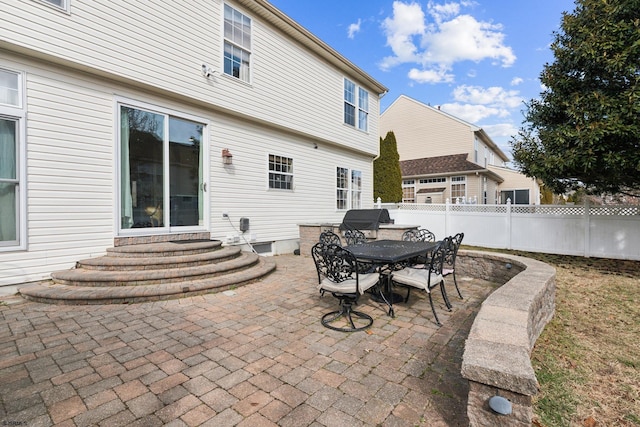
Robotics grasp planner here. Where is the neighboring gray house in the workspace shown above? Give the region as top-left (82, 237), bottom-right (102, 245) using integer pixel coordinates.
top-left (380, 95), bottom-right (540, 204)
top-left (0, 0), bottom-right (387, 287)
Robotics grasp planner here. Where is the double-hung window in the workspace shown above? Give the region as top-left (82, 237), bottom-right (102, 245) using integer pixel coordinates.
top-left (223, 4), bottom-right (251, 83)
top-left (34, 0), bottom-right (69, 12)
top-left (451, 176), bottom-right (466, 200)
top-left (269, 155), bottom-right (293, 190)
top-left (0, 68), bottom-right (25, 250)
top-left (402, 180), bottom-right (416, 203)
top-left (336, 167), bottom-right (362, 210)
top-left (343, 79), bottom-right (369, 131)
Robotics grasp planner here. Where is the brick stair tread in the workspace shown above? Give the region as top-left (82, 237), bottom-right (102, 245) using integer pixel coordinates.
top-left (78, 246), bottom-right (241, 270)
top-left (106, 239), bottom-right (223, 257)
top-left (52, 252), bottom-right (259, 285)
top-left (19, 257), bottom-right (277, 304)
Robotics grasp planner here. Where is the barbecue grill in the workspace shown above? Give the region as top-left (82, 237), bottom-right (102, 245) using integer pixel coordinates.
top-left (339, 209), bottom-right (392, 233)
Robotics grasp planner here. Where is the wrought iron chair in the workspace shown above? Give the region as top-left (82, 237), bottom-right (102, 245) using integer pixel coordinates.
top-left (390, 237), bottom-right (452, 326)
top-left (319, 230), bottom-right (342, 246)
top-left (311, 243), bottom-right (379, 332)
top-left (443, 232), bottom-right (465, 299)
top-left (343, 228), bottom-right (367, 245)
top-left (401, 228), bottom-right (436, 266)
top-left (402, 228), bottom-right (436, 242)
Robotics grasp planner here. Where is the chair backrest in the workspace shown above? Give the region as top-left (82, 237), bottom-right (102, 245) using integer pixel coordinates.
top-left (428, 237), bottom-right (450, 277)
top-left (444, 233), bottom-right (464, 266)
top-left (311, 242), bottom-right (361, 290)
top-left (417, 228), bottom-right (436, 242)
top-left (402, 228), bottom-right (435, 242)
top-left (343, 229), bottom-right (366, 245)
top-left (319, 230), bottom-right (342, 246)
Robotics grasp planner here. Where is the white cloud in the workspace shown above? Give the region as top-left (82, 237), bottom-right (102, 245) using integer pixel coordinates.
top-left (482, 123), bottom-right (519, 138)
top-left (347, 19), bottom-right (362, 39)
top-left (439, 102), bottom-right (509, 123)
top-left (379, 1), bottom-right (516, 83)
top-left (452, 85), bottom-right (523, 108)
top-left (408, 67), bottom-right (454, 84)
top-left (510, 77), bottom-right (523, 86)
top-left (380, 2), bottom-right (426, 70)
top-left (422, 15), bottom-right (515, 67)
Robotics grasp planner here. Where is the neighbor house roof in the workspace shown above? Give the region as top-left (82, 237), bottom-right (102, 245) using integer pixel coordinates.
top-left (400, 154), bottom-right (504, 183)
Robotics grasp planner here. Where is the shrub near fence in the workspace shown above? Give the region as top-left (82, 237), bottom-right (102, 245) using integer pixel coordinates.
top-left (382, 201), bottom-right (640, 261)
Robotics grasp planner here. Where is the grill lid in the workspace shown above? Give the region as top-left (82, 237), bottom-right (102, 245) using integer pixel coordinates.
top-left (339, 209), bottom-right (392, 231)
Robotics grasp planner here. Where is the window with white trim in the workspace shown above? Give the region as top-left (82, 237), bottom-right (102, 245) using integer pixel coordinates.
top-left (419, 177), bottom-right (446, 184)
top-left (223, 4), bottom-right (251, 83)
top-left (269, 155), bottom-right (293, 190)
top-left (0, 68), bottom-right (25, 250)
top-left (344, 78), bottom-right (369, 131)
top-left (402, 179), bottom-right (415, 203)
top-left (451, 176), bottom-right (466, 200)
top-left (34, 0), bottom-right (69, 12)
top-left (336, 167), bottom-right (362, 210)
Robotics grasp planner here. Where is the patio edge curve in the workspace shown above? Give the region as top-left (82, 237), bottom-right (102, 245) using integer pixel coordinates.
top-left (458, 250), bottom-right (556, 426)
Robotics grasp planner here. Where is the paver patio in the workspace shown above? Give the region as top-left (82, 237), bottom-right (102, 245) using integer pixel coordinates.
top-left (0, 254), bottom-right (497, 426)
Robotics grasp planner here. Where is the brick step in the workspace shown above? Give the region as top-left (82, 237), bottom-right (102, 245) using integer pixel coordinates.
top-left (19, 257), bottom-right (277, 305)
top-left (52, 252), bottom-right (260, 287)
top-left (77, 246), bottom-right (241, 271)
top-left (106, 239), bottom-right (223, 258)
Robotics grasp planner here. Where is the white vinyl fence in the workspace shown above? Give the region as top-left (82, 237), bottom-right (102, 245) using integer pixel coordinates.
top-left (381, 201), bottom-right (640, 261)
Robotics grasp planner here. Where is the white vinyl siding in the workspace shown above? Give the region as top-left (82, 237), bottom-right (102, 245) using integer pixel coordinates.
top-left (0, 0), bottom-right (381, 155)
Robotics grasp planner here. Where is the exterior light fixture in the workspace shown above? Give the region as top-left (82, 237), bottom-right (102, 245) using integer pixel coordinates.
top-left (222, 148), bottom-right (233, 165)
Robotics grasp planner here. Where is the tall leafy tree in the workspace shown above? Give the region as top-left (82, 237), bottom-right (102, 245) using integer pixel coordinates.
top-left (511, 0), bottom-right (640, 196)
top-left (374, 131), bottom-right (403, 202)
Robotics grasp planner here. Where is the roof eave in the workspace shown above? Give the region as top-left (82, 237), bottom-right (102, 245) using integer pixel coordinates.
top-left (241, 0), bottom-right (388, 95)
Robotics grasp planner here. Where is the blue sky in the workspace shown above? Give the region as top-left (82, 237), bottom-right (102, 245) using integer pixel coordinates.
top-left (268, 0), bottom-right (577, 158)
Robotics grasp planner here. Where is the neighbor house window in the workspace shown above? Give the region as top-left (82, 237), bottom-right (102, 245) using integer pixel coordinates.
top-left (344, 78), bottom-right (369, 131)
top-left (269, 155), bottom-right (293, 190)
top-left (336, 167), bottom-right (362, 209)
top-left (420, 177), bottom-right (446, 184)
top-left (451, 176), bottom-right (466, 200)
top-left (402, 179), bottom-right (415, 203)
top-left (0, 69), bottom-right (25, 250)
top-left (501, 189), bottom-right (529, 204)
top-left (223, 4), bottom-right (251, 82)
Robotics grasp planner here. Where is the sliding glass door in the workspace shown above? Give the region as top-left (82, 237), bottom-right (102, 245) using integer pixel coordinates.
top-left (119, 104), bottom-right (207, 232)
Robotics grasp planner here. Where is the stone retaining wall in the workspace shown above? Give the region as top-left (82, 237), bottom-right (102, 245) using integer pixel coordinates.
top-left (457, 250), bottom-right (556, 426)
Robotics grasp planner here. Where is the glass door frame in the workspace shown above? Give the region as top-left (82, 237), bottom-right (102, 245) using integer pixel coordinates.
top-left (115, 98), bottom-right (210, 236)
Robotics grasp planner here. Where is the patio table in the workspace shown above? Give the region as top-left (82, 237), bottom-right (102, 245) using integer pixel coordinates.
top-left (345, 239), bottom-right (440, 317)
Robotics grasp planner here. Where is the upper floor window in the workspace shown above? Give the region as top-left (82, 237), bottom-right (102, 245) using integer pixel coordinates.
top-left (224, 4), bottom-right (251, 83)
top-left (336, 167), bottom-right (362, 210)
top-left (34, 0), bottom-right (69, 12)
top-left (269, 154), bottom-right (293, 190)
top-left (344, 79), bottom-right (369, 131)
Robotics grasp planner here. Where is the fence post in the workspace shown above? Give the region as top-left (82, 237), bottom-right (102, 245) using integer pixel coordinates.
top-left (506, 198), bottom-right (512, 250)
top-left (376, 197), bottom-right (382, 208)
top-left (584, 198), bottom-right (590, 257)
top-left (445, 198), bottom-right (450, 237)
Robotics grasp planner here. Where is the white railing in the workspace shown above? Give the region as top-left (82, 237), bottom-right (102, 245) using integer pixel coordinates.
top-left (379, 200), bottom-right (640, 261)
